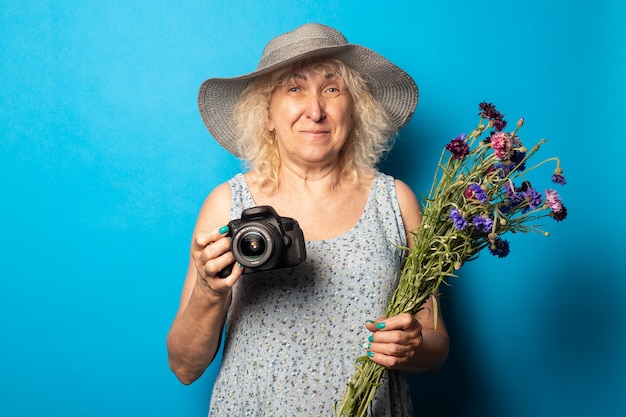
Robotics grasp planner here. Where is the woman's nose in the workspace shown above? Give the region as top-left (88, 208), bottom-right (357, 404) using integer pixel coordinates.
top-left (305, 92), bottom-right (326, 122)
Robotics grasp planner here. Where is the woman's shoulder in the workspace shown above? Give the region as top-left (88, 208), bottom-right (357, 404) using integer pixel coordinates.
top-left (373, 172), bottom-right (417, 201)
top-left (390, 177), bottom-right (421, 240)
top-left (392, 177), bottom-right (415, 198)
top-left (208, 180), bottom-right (233, 200)
top-left (195, 180), bottom-right (235, 230)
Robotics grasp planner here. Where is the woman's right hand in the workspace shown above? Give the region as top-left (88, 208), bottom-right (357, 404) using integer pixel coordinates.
top-left (191, 225), bottom-right (243, 295)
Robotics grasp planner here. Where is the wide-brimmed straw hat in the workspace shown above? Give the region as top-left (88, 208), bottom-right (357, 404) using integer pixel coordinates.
top-left (198, 23), bottom-right (418, 157)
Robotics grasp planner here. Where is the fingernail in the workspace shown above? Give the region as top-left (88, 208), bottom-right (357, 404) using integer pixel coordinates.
top-left (368, 335), bottom-right (374, 343)
top-left (219, 225), bottom-right (229, 235)
top-left (366, 320), bottom-right (375, 324)
top-left (362, 342), bottom-right (370, 349)
top-left (367, 351), bottom-right (375, 358)
top-left (376, 322), bottom-right (386, 330)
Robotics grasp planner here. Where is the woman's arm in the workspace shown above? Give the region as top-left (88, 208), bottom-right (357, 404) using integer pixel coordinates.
top-left (166, 183), bottom-right (244, 384)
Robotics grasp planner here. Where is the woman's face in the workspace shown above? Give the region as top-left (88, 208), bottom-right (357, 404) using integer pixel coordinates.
top-left (266, 65), bottom-right (354, 169)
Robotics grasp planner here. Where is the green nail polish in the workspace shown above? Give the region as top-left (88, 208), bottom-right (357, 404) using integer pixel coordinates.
top-left (368, 335), bottom-right (374, 343)
top-left (376, 322), bottom-right (386, 330)
top-left (366, 320), bottom-right (375, 324)
top-left (362, 342), bottom-right (370, 349)
top-left (219, 225), bottom-right (229, 235)
top-left (367, 351), bottom-right (374, 358)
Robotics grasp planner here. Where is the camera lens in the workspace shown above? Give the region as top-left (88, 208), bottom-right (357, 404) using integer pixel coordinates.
top-left (239, 232), bottom-right (266, 260)
top-left (231, 223), bottom-right (282, 269)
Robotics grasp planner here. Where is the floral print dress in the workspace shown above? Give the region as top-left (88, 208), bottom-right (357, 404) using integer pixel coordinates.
top-left (208, 172), bottom-right (412, 417)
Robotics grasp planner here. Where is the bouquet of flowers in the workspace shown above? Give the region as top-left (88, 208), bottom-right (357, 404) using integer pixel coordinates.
top-left (336, 102), bottom-right (567, 417)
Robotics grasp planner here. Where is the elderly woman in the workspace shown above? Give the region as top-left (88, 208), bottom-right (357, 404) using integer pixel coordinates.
top-left (167, 23), bottom-right (449, 416)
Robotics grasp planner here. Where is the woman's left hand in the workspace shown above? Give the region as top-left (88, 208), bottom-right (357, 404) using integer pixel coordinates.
top-left (364, 312), bottom-right (424, 370)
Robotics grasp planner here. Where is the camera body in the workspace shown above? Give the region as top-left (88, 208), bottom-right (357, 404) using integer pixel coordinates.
top-left (218, 205), bottom-right (306, 277)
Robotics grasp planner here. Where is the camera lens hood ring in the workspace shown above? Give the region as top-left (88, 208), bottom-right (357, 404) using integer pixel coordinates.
top-left (231, 223), bottom-right (283, 269)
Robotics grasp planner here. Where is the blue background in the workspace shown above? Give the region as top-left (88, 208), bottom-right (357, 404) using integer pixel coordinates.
top-left (2, 1), bottom-right (624, 416)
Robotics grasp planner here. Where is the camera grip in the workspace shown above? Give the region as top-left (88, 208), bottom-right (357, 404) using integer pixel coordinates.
top-left (217, 262), bottom-right (235, 278)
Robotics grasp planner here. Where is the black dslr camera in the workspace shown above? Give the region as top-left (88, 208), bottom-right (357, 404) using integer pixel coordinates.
top-left (218, 206), bottom-right (306, 277)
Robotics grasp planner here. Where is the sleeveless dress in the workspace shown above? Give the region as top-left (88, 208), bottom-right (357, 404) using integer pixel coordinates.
top-left (208, 172), bottom-right (413, 417)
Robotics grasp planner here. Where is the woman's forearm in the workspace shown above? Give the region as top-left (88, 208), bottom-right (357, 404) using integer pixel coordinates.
top-left (167, 284), bottom-right (231, 385)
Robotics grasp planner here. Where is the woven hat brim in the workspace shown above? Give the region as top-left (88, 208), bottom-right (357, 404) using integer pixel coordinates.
top-left (198, 44), bottom-right (418, 158)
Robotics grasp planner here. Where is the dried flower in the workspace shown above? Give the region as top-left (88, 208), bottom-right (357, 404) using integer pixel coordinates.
top-left (472, 215), bottom-right (494, 233)
top-left (445, 133), bottom-right (470, 160)
top-left (521, 186), bottom-right (543, 213)
top-left (465, 183), bottom-right (488, 203)
top-left (504, 182), bottom-right (523, 206)
top-left (479, 101), bottom-right (507, 131)
top-left (492, 119), bottom-right (507, 131)
top-left (552, 173), bottom-right (567, 185)
top-left (450, 207), bottom-right (468, 230)
top-left (489, 237), bottom-right (511, 258)
top-left (545, 189), bottom-right (564, 213)
top-left (491, 131), bottom-right (513, 160)
top-left (337, 103), bottom-right (568, 417)
top-left (511, 150), bottom-right (527, 171)
top-left (552, 205), bottom-right (568, 222)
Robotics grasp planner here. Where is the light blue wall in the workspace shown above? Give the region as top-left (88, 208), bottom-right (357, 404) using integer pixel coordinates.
top-left (1, 1), bottom-right (624, 416)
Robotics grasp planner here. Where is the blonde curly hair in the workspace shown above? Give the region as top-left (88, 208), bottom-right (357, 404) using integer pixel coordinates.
top-left (233, 58), bottom-right (395, 190)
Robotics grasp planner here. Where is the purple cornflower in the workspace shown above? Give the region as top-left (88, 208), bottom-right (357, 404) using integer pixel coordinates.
top-left (504, 182), bottom-right (523, 206)
top-left (521, 186), bottom-right (543, 213)
top-left (495, 161), bottom-right (516, 177)
top-left (552, 173), bottom-right (567, 185)
top-left (472, 215), bottom-right (494, 233)
top-left (489, 237), bottom-right (511, 258)
top-left (445, 133), bottom-right (470, 160)
top-left (465, 183), bottom-right (488, 203)
top-left (450, 208), bottom-right (468, 230)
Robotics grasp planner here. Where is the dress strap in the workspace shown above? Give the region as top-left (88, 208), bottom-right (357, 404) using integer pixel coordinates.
top-left (228, 173), bottom-right (256, 220)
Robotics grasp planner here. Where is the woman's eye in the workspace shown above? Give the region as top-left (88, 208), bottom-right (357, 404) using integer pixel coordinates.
top-left (323, 87), bottom-right (342, 97)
